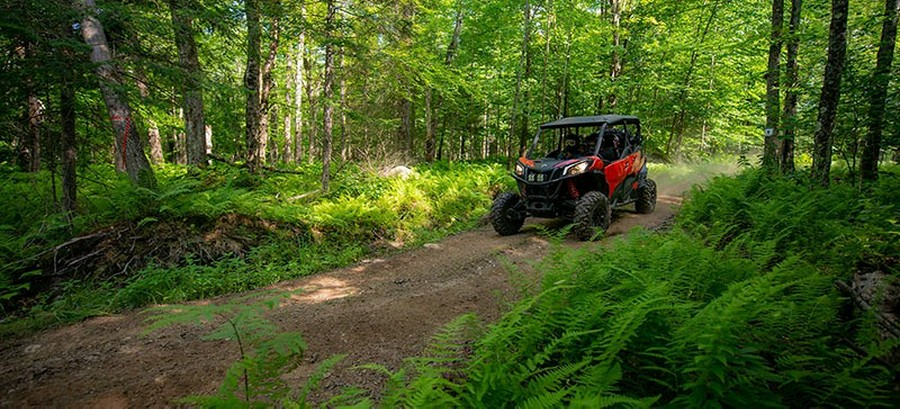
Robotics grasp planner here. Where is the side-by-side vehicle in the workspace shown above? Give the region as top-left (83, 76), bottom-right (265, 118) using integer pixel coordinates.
top-left (491, 115), bottom-right (657, 240)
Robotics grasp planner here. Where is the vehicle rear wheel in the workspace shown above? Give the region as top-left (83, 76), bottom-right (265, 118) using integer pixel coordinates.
top-left (491, 192), bottom-right (525, 236)
top-left (635, 179), bottom-right (657, 214)
top-left (574, 191), bottom-right (611, 241)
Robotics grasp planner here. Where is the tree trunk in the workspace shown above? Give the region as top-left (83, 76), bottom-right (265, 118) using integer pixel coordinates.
top-left (174, 107), bottom-right (187, 164)
top-left (437, 114), bottom-right (447, 160)
top-left (18, 42), bottom-right (42, 173)
top-left (78, 0), bottom-right (156, 188)
top-left (204, 124), bottom-right (212, 160)
top-left (25, 93), bottom-right (43, 172)
top-left (321, 0), bottom-right (336, 192)
top-left (176, 132), bottom-right (187, 165)
top-left (283, 50), bottom-right (294, 164)
top-left (61, 60), bottom-right (77, 214)
top-left (305, 49), bottom-right (318, 163)
top-left (168, 0), bottom-right (206, 167)
top-left (860, 0), bottom-right (900, 181)
top-left (293, 5), bottom-right (306, 162)
top-left (339, 51), bottom-right (348, 162)
top-left (258, 12), bottom-right (280, 166)
top-left (399, 98), bottom-right (413, 155)
top-left (764, 0), bottom-right (784, 172)
top-left (812, 0), bottom-right (850, 186)
top-left (425, 88), bottom-right (435, 162)
top-left (608, 0), bottom-right (622, 109)
top-left (284, 111), bottom-right (293, 163)
top-left (244, 0), bottom-right (262, 172)
top-left (781, 0), bottom-right (802, 174)
top-left (148, 123), bottom-right (163, 164)
top-left (266, 110), bottom-right (278, 162)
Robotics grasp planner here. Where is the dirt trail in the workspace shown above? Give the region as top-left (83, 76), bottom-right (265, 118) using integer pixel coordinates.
top-left (0, 196), bottom-right (680, 408)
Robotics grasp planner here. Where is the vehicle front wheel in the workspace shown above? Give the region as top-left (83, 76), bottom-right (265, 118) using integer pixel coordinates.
top-left (491, 192), bottom-right (525, 236)
top-left (574, 191), bottom-right (611, 241)
top-left (635, 179), bottom-right (657, 214)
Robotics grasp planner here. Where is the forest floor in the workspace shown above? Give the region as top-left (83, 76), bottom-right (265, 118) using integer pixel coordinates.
top-left (0, 194), bottom-right (681, 408)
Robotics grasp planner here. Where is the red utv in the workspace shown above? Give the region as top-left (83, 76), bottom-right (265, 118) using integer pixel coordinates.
top-left (491, 115), bottom-right (657, 240)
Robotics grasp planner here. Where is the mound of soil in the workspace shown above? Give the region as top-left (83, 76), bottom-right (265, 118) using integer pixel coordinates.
top-left (3, 214), bottom-right (287, 315)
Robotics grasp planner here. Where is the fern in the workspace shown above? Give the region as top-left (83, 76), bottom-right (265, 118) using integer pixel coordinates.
top-left (375, 168), bottom-right (899, 407)
top-left (144, 292), bottom-right (342, 407)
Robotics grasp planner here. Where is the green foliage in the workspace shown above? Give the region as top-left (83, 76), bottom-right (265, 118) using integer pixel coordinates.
top-left (144, 292), bottom-right (345, 407)
top-left (0, 162), bottom-right (509, 335)
top-left (366, 169), bottom-right (898, 407)
top-left (679, 167), bottom-right (900, 273)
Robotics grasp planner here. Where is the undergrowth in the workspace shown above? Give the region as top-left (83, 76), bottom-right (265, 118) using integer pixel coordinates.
top-left (144, 291), bottom-right (348, 407)
top-left (0, 160), bottom-right (513, 336)
top-left (354, 167), bottom-right (899, 408)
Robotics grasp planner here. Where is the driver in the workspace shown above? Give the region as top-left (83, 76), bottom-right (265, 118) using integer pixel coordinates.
top-left (563, 133), bottom-right (581, 159)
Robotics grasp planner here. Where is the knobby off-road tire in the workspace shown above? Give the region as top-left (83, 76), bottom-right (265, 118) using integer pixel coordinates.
top-left (574, 191), bottom-right (611, 241)
top-left (491, 192), bottom-right (525, 236)
top-left (635, 179), bottom-right (657, 214)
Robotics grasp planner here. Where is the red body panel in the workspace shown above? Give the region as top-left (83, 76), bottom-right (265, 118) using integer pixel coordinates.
top-left (604, 151), bottom-right (644, 197)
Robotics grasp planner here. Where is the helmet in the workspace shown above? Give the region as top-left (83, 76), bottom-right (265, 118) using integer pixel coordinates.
top-left (564, 133), bottom-right (580, 154)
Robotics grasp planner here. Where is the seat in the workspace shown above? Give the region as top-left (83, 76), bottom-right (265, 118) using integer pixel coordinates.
top-left (599, 130), bottom-right (623, 161)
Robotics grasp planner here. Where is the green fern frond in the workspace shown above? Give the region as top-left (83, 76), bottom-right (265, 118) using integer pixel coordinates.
top-left (292, 354), bottom-right (346, 406)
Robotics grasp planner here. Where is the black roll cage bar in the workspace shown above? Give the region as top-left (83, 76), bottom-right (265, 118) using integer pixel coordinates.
top-left (526, 115), bottom-right (642, 160)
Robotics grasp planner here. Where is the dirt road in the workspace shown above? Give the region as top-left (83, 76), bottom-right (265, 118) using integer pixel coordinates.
top-left (0, 196), bottom-right (680, 408)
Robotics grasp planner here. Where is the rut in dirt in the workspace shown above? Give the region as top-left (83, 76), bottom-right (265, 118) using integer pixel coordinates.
top-left (0, 197), bottom-right (679, 408)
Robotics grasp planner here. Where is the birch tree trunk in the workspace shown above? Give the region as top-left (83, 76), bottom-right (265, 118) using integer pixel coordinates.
top-left (78, 0), bottom-right (156, 188)
top-left (148, 123), bottom-right (163, 164)
top-left (860, 0), bottom-right (900, 181)
top-left (812, 0), bottom-right (849, 186)
top-left (204, 124), bottom-right (212, 160)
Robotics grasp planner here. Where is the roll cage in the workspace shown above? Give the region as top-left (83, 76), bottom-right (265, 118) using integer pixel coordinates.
top-left (526, 115), bottom-right (642, 162)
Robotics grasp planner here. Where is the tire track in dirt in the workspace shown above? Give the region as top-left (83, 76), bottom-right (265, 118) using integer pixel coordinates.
top-left (0, 196), bottom-right (679, 408)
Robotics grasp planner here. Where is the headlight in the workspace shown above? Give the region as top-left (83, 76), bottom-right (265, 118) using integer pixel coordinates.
top-left (564, 161), bottom-right (589, 176)
top-left (515, 163), bottom-right (525, 176)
